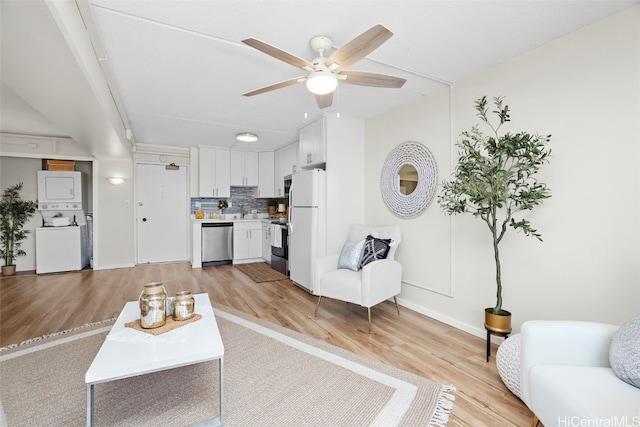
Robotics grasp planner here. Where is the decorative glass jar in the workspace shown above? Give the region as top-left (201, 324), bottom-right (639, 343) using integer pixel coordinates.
top-left (139, 282), bottom-right (167, 329)
top-left (173, 291), bottom-right (195, 321)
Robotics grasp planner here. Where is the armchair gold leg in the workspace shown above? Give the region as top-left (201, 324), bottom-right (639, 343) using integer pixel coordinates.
top-left (367, 307), bottom-right (372, 333)
top-left (393, 296), bottom-right (400, 315)
top-left (314, 296), bottom-right (322, 317)
top-left (531, 415), bottom-right (540, 427)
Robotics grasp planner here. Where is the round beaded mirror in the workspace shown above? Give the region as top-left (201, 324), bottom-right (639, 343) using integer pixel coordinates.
top-left (380, 141), bottom-right (438, 218)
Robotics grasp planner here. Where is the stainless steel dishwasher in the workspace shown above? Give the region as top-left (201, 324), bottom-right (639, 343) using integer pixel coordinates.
top-left (202, 222), bottom-right (233, 266)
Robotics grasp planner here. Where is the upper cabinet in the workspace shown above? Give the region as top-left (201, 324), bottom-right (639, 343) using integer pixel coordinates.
top-left (257, 151), bottom-right (275, 198)
top-left (230, 151), bottom-right (258, 186)
top-left (282, 142), bottom-right (299, 176)
top-left (199, 147), bottom-right (230, 197)
top-left (299, 116), bottom-right (326, 169)
top-left (275, 142), bottom-right (299, 197)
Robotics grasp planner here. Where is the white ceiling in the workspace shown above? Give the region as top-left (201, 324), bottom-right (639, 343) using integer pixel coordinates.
top-left (1, 1), bottom-right (637, 157)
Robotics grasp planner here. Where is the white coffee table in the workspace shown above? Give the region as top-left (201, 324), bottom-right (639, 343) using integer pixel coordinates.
top-left (85, 293), bottom-right (224, 426)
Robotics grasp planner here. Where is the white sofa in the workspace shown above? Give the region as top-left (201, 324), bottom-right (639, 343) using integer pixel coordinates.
top-left (313, 224), bottom-right (402, 330)
top-left (520, 320), bottom-right (640, 427)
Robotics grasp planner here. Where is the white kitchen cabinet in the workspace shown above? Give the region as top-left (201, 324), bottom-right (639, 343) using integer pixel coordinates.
top-left (230, 151), bottom-right (258, 186)
top-left (299, 117), bottom-right (325, 169)
top-left (261, 221), bottom-right (271, 263)
top-left (199, 147), bottom-right (230, 197)
top-left (274, 149), bottom-right (283, 197)
top-left (283, 142), bottom-right (299, 176)
top-left (275, 142), bottom-right (299, 197)
top-left (257, 151), bottom-right (275, 198)
top-left (233, 221), bottom-right (262, 261)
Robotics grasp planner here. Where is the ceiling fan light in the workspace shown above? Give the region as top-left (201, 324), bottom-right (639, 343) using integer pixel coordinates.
top-left (236, 132), bottom-right (258, 142)
top-left (306, 71), bottom-right (338, 95)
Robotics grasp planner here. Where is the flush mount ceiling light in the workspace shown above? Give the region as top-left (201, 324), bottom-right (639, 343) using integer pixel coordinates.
top-left (106, 177), bottom-right (125, 185)
top-left (236, 132), bottom-right (258, 142)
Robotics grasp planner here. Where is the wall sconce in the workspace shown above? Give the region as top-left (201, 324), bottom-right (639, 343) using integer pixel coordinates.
top-left (106, 177), bottom-right (125, 185)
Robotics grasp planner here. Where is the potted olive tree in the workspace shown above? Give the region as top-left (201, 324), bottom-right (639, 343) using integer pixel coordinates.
top-left (0, 183), bottom-right (38, 276)
top-left (438, 96), bottom-right (551, 333)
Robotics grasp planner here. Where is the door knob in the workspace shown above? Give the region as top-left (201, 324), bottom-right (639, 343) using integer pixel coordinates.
top-left (142, 218), bottom-right (147, 222)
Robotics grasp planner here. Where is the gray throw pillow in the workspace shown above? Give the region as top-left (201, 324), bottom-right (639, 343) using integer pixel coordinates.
top-left (337, 240), bottom-right (365, 271)
top-left (609, 316), bottom-right (640, 388)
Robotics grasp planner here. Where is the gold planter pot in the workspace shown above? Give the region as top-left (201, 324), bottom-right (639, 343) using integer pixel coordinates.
top-left (484, 307), bottom-right (512, 334)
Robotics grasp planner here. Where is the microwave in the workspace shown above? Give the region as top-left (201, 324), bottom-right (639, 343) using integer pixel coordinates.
top-left (284, 175), bottom-right (292, 197)
top-left (37, 170), bottom-right (84, 210)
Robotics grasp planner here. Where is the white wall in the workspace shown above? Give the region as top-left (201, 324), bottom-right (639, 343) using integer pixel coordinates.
top-left (94, 158), bottom-right (135, 270)
top-left (365, 6), bottom-right (640, 337)
top-left (0, 157), bottom-right (42, 271)
top-left (325, 115), bottom-right (365, 254)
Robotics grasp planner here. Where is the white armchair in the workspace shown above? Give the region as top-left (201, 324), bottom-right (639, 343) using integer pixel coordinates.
top-left (313, 224), bottom-right (402, 331)
top-left (520, 320), bottom-right (640, 427)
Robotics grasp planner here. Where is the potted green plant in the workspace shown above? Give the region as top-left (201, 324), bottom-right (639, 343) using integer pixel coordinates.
top-left (218, 199), bottom-right (228, 214)
top-left (267, 199), bottom-right (278, 216)
top-left (0, 183), bottom-right (38, 276)
top-left (438, 96), bottom-right (551, 333)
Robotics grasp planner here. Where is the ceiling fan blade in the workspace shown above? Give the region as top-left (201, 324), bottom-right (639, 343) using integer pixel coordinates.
top-left (325, 24), bottom-right (393, 72)
top-left (340, 70), bottom-right (406, 88)
top-left (242, 38), bottom-right (315, 71)
top-left (315, 92), bottom-right (333, 109)
top-left (243, 77), bottom-right (306, 97)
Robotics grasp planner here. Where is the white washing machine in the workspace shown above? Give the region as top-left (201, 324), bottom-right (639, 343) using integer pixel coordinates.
top-left (35, 210), bottom-right (90, 274)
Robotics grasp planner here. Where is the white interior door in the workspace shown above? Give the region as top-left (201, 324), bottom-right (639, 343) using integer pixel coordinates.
top-left (136, 163), bottom-right (189, 264)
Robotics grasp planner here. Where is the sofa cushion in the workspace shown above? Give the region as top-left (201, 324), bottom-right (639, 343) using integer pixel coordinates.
top-left (530, 365), bottom-right (640, 424)
top-left (337, 239), bottom-right (365, 271)
top-left (610, 316), bottom-right (640, 388)
top-left (319, 269), bottom-right (362, 305)
top-left (360, 235), bottom-right (392, 268)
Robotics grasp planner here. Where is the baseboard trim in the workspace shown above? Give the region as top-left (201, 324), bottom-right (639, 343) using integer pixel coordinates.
top-left (396, 297), bottom-right (508, 344)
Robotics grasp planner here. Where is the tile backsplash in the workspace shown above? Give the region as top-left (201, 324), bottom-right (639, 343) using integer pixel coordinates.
top-left (190, 187), bottom-right (287, 215)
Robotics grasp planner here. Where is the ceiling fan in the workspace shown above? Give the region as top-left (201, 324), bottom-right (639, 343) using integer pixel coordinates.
top-left (242, 24), bottom-right (407, 109)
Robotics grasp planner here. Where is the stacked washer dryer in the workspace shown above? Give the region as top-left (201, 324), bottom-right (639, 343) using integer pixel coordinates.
top-left (35, 170), bottom-right (91, 274)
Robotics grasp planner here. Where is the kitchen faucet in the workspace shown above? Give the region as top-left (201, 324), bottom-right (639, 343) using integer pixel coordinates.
top-left (240, 204), bottom-right (245, 218)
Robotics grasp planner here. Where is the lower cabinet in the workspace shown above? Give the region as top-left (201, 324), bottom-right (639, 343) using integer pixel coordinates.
top-left (233, 221), bottom-right (262, 261)
top-left (262, 221), bottom-right (271, 263)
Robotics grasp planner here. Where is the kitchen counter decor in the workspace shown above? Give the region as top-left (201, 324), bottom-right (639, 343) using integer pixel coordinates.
top-left (218, 199), bottom-right (228, 214)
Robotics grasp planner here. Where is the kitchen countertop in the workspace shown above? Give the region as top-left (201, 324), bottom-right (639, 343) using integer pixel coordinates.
top-left (191, 214), bottom-right (288, 223)
top-left (191, 214), bottom-right (284, 223)
top-left (192, 218), bottom-right (260, 223)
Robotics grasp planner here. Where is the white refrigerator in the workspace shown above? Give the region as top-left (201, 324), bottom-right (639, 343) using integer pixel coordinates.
top-left (288, 169), bottom-right (326, 294)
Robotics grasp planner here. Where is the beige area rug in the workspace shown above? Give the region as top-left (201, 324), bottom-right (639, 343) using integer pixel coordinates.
top-left (234, 262), bottom-right (289, 282)
top-left (0, 306), bottom-right (455, 427)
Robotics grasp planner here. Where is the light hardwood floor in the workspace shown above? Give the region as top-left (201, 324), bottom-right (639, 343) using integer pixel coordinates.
top-left (0, 262), bottom-right (534, 426)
